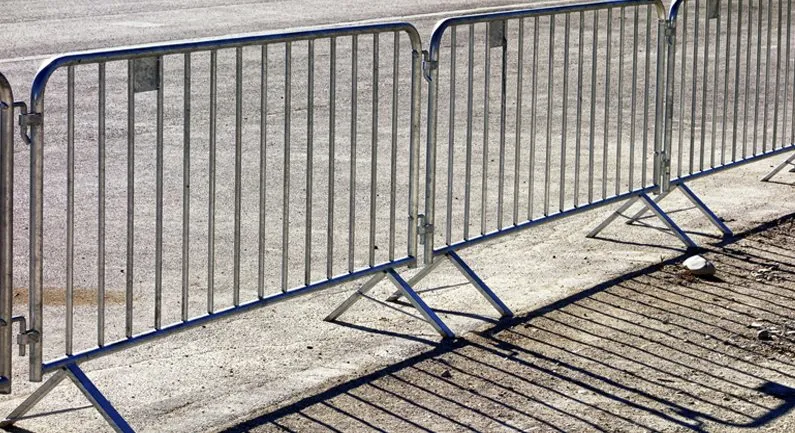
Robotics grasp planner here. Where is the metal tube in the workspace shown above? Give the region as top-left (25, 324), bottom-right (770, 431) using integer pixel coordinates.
top-left (784, 0), bottom-right (792, 146)
top-left (97, 63), bottom-right (106, 345)
top-left (182, 54), bottom-right (191, 320)
top-left (307, 40), bottom-right (315, 283)
top-left (589, 12), bottom-right (598, 203)
top-left (66, 66), bottom-right (74, 355)
top-left (658, 18), bottom-right (670, 193)
top-left (233, 47), bottom-right (243, 305)
top-left (700, 0), bottom-right (710, 171)
top-left (545, 17), bottom-right (555, 216)
top-left (514, 19), bottom-right (524, 222)
top-left (678, 6), bottom-right (688, 177)
top-left (616, 7), bottom-right (624, 197)
top-left (369, 35), bottom-right (378, 267)
top-left (465, 24), bottom-right (474, 238)
top-left (155, 55), bottom-right (164, 328)
top-left (603, 9), bottom-right (611, 200)
top-left (446, 28), bottom-right (456, 245)
top-left (482, 24), bottom-right (490, 234)
top-left (0, 73), bottom-right (14, 389)
top-left (389, 32), bottom-right (399, 261)
top-left (126, 60), bottom-right (135, 337)
top-left (721, 0), bottom-right (732, 166)
top-left (629, 7), bottom-right (639, 190)
top-left (752, 0), bottom-right (762, 155)
top-left (732, 0), bottom-right (743, 162)
top-left (29, 77), bottom-right (44, 381)
top-left (771, 0), bottom-right (783, 148)
top-left (742, 1), bottom-right (753, 158)
top-left (283, 42), bottom-right (292, 290)
top-left (710, 2), bottom-right (721, 168)
top-left (208, 50), bottom-right (217, 313)
top-left (761, 0), bottom-right (773, 153)
top-left (327, 39), bottom-right (336, 277)
top-left (498, 22), bottom-right (508, 227)
top-left (259, 45), bottom-right (268, 297)
top-left (408, 31), bottom-right (422, 265)
top-left (349, 36), bottom-right (358, 272)
top-left (560, 14), bottom-right (570, 212)
top-left (529, 18), bottom-right (539, 217)
top-left (690, 0), bottom-right (700, 173)
top-left (642, 6), bottom-right (651, 186)
top-left (575, 12), bottom-right (584, 206)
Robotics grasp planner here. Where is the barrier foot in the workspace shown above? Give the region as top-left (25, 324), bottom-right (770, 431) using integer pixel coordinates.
top-left (761, 152), bottom-right (795, 182)
top-left (324, 269), bottom-right (454, 339)
top-left (587, 193), bottom-right (697, 249)
top-left (1, 364), bottom-right (134, 433)
top-left (387, 253), bottom-right (512, 319)
top-left (623, 185), bottom-right (732, 238)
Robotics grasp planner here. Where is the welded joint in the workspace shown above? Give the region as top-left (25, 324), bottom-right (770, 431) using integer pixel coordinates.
top-left (421, 50), bottom-right (437, 82)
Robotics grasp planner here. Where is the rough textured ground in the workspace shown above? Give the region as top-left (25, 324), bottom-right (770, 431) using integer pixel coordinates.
top-left (222, 214), bottom-right (795, 433)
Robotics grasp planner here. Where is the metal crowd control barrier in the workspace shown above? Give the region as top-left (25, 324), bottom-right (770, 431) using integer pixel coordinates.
top-left (598, 0), bottom-right (795, 236)
top-left (410, 0), bottom-right (703, 302)
top-left (0, 22), bottom-right (462, 432)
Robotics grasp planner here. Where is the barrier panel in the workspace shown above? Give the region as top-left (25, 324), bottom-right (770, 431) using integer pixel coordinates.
top-left (1, 22), bottom-right (440, 431)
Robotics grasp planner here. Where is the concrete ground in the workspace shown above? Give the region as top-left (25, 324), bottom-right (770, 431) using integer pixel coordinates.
top-left (0, 1), bottom-right (794, 432)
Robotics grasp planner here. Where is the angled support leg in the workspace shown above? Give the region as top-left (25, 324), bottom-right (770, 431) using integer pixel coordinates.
top-left (324, 270), bottom-right (454, 338)
top-left (625, 188), bottom-right (673, 224)
top-left (386, 253), bottom-right (512, 319)
top-left (638, 193), bottom-right (698, 249)
top-left (1, 364), bottom-right (134, 433)
top-left (761, 152), bottom-right (795, 182)
top-left (676, 183), bottom-right (733, 237)
top-left (586, 195), bottom-right (642, 238)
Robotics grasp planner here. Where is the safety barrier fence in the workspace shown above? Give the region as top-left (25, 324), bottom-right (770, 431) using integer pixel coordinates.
top-left (0, 0), bottom-right (792, 431)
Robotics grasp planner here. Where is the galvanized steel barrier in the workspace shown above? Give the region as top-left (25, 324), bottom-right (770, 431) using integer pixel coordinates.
top-left (0, 0), bottom-right (793, 430)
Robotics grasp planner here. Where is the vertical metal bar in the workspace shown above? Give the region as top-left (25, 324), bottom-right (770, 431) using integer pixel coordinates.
top-left (155, 55), bottom-right (164, 328)
top-left (283, 42), bottom-right (293, 290)
top-left (0, 73), bottom-right (13, 392)
top-left (560, 14), bottom-right (570, 212)
top-left (126, 60), bottom-right (135, 337)
top-left (545, 16), bottom-right (555, 217)
top-left (642, 6), bottom-right (651, 186)
top-left (710, 2), bottom-right (721, 168)
top-left (530, 18), bottom-right (539, 218)
top-left (498, 22), bottom-right (508, 227)
top-left (602, 9), bottom-right (612, 200)
top-left (657, 19), bottom-right (670, 193)
top-left (465, 25), bottom-right (474, 239)
top-left (700, 0), bottom-right (710, 171)
top-left (207, 50), bottom-right (217, 313)
top-left (761, 0), bottom-right (773, 153)
top-left (742, 0), bottom-right (753, 158)
top-left (589, 12), bottom-right (598, 203)
top-left (29, 85), bottom-right (44, 381)
top-left (690, 0), bottom-right (700, 173)
top-left (678, 6), bottom-right (688, 177)
top-left (732, 0), bottom-right (744, 162)
top-left (66, 66), bottom-right (75, 355)
top-left (629, 7), bottom-right (639, 190)
top-left (97, 64), bottom-right (106, 345)
top-left (306, 40), bottom-right (315, 283)
top-left (368, 35), bottom-right (378, 268)
top-left (783, 0), bottom-right (792, 146)
top-left (752, 0), bottom-right (763, 155)
top-left (721, 0), bottom-right (732, 166)
top-left (575, 12), bottom-right (584, 206)
top-left (327, 39), bottom-right (336, 277)
top-left (259, 45), bottom-right (268, 296)
top-left (482, 25), bottom-right (490, 234)
top-left (389, 32), bottom-right (399, 261)
top-left (349, 36), bottom-right (358, 272)
top-left (409, 32), bottom-right (422, 265)
top-left (616, 7), bottom-right (625, 197)
top-left (233, 47), bottom-right (243, 305)
top-left (182, 54), bottom-right (191, 320)
top-left (771, 0), bottom-right (782, 149)
top-left (514, 19), bottom-right (524, 222)
top-left (447, 28), bottom-right (456, 245)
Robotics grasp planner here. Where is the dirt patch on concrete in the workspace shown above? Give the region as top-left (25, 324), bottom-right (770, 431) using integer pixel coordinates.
top-left (222, 215), bottom-right (795, 433)
top-left (12, 287), bottom-right (127, 307)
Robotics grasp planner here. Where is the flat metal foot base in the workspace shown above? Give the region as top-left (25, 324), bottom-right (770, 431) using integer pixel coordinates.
top-left (1, 364), bottom-right (134, 432)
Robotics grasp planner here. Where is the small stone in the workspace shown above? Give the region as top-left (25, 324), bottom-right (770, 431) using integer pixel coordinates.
top-left (441, 370), bottom-right (452, 378)
top-left (750, 322), bottom-right (766, 328)
top-left (682, 255), bottom-right (716, 276)
top-left (757, 329), bottom-right (774, 341)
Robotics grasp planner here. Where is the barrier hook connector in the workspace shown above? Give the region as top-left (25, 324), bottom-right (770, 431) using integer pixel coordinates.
top-left (422, 50), bottom-right (437, 82)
